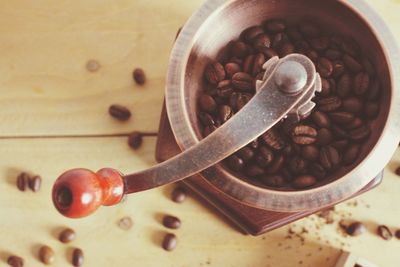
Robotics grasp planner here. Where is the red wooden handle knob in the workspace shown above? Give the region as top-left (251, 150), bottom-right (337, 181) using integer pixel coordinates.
top-left (52, 168), bottom-right (125, 218)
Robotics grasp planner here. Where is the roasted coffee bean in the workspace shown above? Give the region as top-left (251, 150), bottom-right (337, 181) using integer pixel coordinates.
top-left (343, 54), bottom-right (363, 73)
top-left (227, 155), bottom-right (244, 172)
top-left (344, 117), bottom-right (363, 130)
top-left (265, 19), bottom-right (286, 33)
top-left (289, 157), bottom-right (308, 174)
top-left (245, 164), bottom-right (265, 177)
top-left (198, 112), bottom-right (215, 126)
top-left (225, 62), bottom-right (241, 78)
top-left (306, 50), bottom-right (319, 63)
top-left (317, 128), bottom-right (333, 146)
top-left (259, 47), bottom-right (278, 59)
top-left (243, 55), bottom-right (255, 74)
top-left (171, 187), bottom-right (186, 203)
top-left (28, 175), bottom-right (41, 192)
top-left (349, 125), bottom-right (371, 142)
top-left (343, 144), bottom-right (361, 165)
top-left (337, 74), bottom-right (352, 97)
top-left (229, 57), bottom-right (243, 65)
top-left (364, 102), bottom-right (379, 119)
top-left (218, 105), bottom-right (233, 123)
top-left (310, 163), bottom-right (327, 180)
top-left (294, 40), bottom-right (310, 54)
top-left (230, 41), bottom-right (249, 58)
top-left (332, 125), bottom-right (349, 139)
top-left (299, 21), bottom-right (320, 37)
top-left (86, 59), bottom-right (100, 72)
top-left (377, 225), bottom-right (393, 240)
top-left (249, 139), bottom-right (259, 149)
top-left (331, 139), bottom-right (349, 151)
top-left (205, 62), bottom-right (225, 84)
top-left (272, 32), bottom-right (288, 49)
top-left (237, 147), bottom-right (255, 162)
top-left (163, 215), bottom-right (181, 229)
top-left (362, 58), bottom-right (375, 76)
top-left (253, 34), bottom-right (272, 51)
top-left (242, 26), bottom-right (264, 43)
top-left (255, 146), bottom-right (274, 167)
top-left (346, 222), bottom-right (366, 236)
top-left (330, 112), bottom-right (355, 124)
top-left (261, 129), bottom-right (285, 150)
top-left (16, 172), bottom-right (29, 191)
top-left (286, 27), bottom-right (303, 41)
top-left (278, 42), bottom-right (295, 57)
top-left (291, 125), bottom-right (318, 145)
top-left (59, 228), bottom-right (76, 243)
top-left (282, 144), bottom-right (296, 157)
top-left (396, 167), bottom-right (400, 176)
top-left (236, 93), bottom-right (253, 111)
top-left (109, 104), bottom-right (131, 121)
top-left (7, 255), bottom-right (24, 267)
top-left (292, 175), bottom-right (317, 189)
top-left (310, 37), bottom-right (329, 51)
top-left (366, 79), bottom-right (380, 101)
top-left (328, 79), bottom-right (337, 94)
top-left (117, 216), bottom-right (133, 230)
top-left (332, 60), bottom-right (346, 78)
top-left (216, 80), bottom-right (234, 98)
top-left (341, 38), bottom-right (359, 57)
top-left (316, 58), bottom-right (333, 78)
top-left (39, 245), bottom-right (55, 265)
top-left (354, 72), bottom-right (370, 95)
top-left (318, 96), bottom-right (342, 112)
top-left (312, 111), bottom-right (331, 128)
top-left (203, 125), bottom-right (216, 137)
top-left (199, 95), bottom-right (217, 113)
top-left (320, 146), bottom-right (340, 170)
top-left (325, 49), bottom-right (342, 60)
top-left (266, 154), bottom-right (284, 174)
top-left (262, 175), bottom-right (285, 187)
top-left (72, 248), bottom-right (84, 267)
top-left (302, 145), bottom-right (319, 161)
top-left (341, 97), bottom-right (363, 113)
top-left (232, 72), bottom-right (254, 91)
top-left (319, 78), bottom-right (331, 97)
top-left (162, 233), bottom-right (177, 251)
top-left (128, 131), bottom-right (143, 149)
top-left (133, 68), bottom-right (146, 85)
top-left (252, 53), bottom-right (266, 75)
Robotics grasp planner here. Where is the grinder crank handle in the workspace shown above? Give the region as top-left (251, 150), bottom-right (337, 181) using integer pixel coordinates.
top-left (52, 54), bottom-right (320, 218)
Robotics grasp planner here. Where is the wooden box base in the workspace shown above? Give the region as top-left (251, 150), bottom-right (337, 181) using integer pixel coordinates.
top-left (155, 103), bottom-right (382, 235)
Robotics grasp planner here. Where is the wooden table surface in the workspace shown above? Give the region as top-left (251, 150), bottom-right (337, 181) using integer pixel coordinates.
top-left (0, 1), bottom-right (399, 266)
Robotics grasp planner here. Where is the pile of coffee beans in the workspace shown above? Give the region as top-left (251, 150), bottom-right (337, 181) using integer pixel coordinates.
top-left (198, 18), bottom-right (381, 190)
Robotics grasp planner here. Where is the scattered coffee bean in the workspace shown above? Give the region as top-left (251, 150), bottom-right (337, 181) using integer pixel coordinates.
top-left (39, 245), bottom-right (55, 265)
top-left (395, 230), bottom-right (400, 239)
top-left (163, 215), bottom-right (181, 229)
top-left (16, 172), bottom-right (29, 191)
top-left (133, 68), bottom-right (146, 85)
top-left (162, 233), bottom-right (177, 251)
top-left (72, 248), bottom-right (84, 267)
top-left (171, 187), bottom-right (186, 203)
top-left (117, 216), bottom-right (133, 230)
top-left (108, 104), bottom-right (131, 121)
top-left (377, 225), bottom-right (393, 240)
top-left (7, 255), bottom-right (24, 267)
top-left (128, 131), bottom-right (143, 150)
top-left (28, 175), bottom-right (41, 192)
top-left (346, 222), bottom-right (366, 236)
top-left (86, 59), bottom-right (100, 72)
top-left (59, 228), bottom-right (76, 243)
top-left (395, 167), bottom-right (400, 176)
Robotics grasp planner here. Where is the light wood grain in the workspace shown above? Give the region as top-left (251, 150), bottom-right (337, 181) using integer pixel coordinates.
top-left (0, 0), bottom-right (399, 267)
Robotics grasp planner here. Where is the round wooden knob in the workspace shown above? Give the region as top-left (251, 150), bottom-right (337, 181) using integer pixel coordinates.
top-left (52, 168), bottom-right (125, 218)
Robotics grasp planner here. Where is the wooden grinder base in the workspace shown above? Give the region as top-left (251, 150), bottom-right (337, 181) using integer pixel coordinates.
top-left (155, 103), bottom-right (382, 235)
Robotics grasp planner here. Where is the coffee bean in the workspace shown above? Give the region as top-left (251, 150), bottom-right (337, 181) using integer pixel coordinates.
top-left (16, 172), bottom-right (29, 191)
top-left (245, 164), bottom-right (265, 177)
top-left (395, 229), bottom-right (400, 239)
top-left (364, 102), bottom-right (379, 119)
top-left (299, 21), bottom-right (320, 37)
top-left (249, 139), bottom-right (259, 149)
top-left (343, 144), bottom-right (361, 165)
top-left (310, 163), bottom-right (326, 180)
top-left (225, 63), bottom-right (241, 78)
top-left (39, 245), bottom-right (55, 265)
top-left (163, 215), bottom-right (181, 229)
top-left (162, 233), bottom-right (177, 251)
top-left (354, 72), bottom-right (370, 96)
top-left (216, 80), bottom-right (233, 98)
top-left (366, 79), bottom-right (380, 101)
top-left (377, 225), bottom-right (393, 240)
top-left (198, 112), bottom-right (215, 126)
top-left (28, 175), bottom-right (41, 192)
top-left (133, 68), bottom-right (146, 85)
top-left (261, 129), bottom-right (285, 150)
top-left (341, 38), bottom-right (359, 57)
top-left (265, 19), bottom-right (286, 33)
top-left (362, 58), bottom-right (375, 76)
top-left (320, 146), bottom-right (340, 170)
top-left (218, 105), bottom-right (233, 123)
top-left (72, 248), bottom-right (84, 267)
top-left (294, 40), bottom-right (310, 54)
top-left (289, 157), bottom-right (308, 174)
top-left (330, 112), bottom-right (355, 124)
top-left (243, 55), bottom-right (255, 74)
top-left (252, 53), bottom-right (265, 75)
top-left (332, 60), bottom-right (346, 78)
top-left (331, 139), bottom-right (349, 151)
top-left (286, 27), bottom-right (302, 41)
top-left (341, 97), bottom-right (363, 113)
top-left (59, 228), bottom-right (76, 243)
top-left (395, 167), bottom-right (400, 176)
top-left (318, 96), bottom-right (342, 112)
top-left (109, 104), bottom-right (131, 121)
top-left (316, 58), bottom-right (333, 78)
top-left (310, 37), bottom-right (329, 51)
top-left (171, 187), bottom-right (186, 203)
top-left (302, 145), bottom-right (319, 161)
top-left (292, 175), bottom-right (317, 189)
top-left (346, 222), bottom-right (366, 236)
top-left (266, 154), bottom-right (285, 174)
top-left (128, 131), bottom-right (143, 150)
top-left (325, 49), bottom-right (342, 60)
top-left (236, 147), bottom-right (255, 162)
top-left (343, 54), bottom-right (363, 73)
top-left (306, 50), bottom-right (319, 63)
top-left (258, 47), bottom-right (278, 59)
top-left (272, 32), bottom-right (288, 49)
top-left (256, 146), bottom-right (274, 167)
top-left (278, 42), bottom-right (295, 57)
top-left (230, 41), bottom-right (249, 58)
top-left (199, 95), bottom-right (217, 113)
top-left (331, 125), bottom-right (349, 139)
top-left (319, 78), bottom-right (331, 97)
top-left (349, 125), bottom-right (371, 142)
top-left (242, 26), bottom-right (264, 43)
top-left (227, 155), bottom-right (244, 172)
top-left (312, 111), bottom-right (331, 128)
top-left (229, 57), bottom-right (243, 65)
top-left (344, 117), bottom-right (363, 130)
top-left (337, 74), bottom-right (352, 97)
top-left (7, 255), bottom-right (24, 267)
top-left (282, 144), bottom-right (296, 157)
top-left (236, 93), bottom-right (253, 111)
top-left (86, 59), bottom-right (101, 72)
top-left (205, 62), bottom-right (225, 84)
top-left (117, 216), bottom-right (133, 230)
top-left (232, 72), bottom-right (254, 91)
top-left (262, 175), bottom-right (285, 187)
top-left (317, 128), bottom-right (333, 146)
top-left (291, 125), bottom-right (318, 145)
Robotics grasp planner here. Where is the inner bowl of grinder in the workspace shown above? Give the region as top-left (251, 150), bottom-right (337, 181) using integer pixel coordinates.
top-left (166, 0), bottom-right (396, 211)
